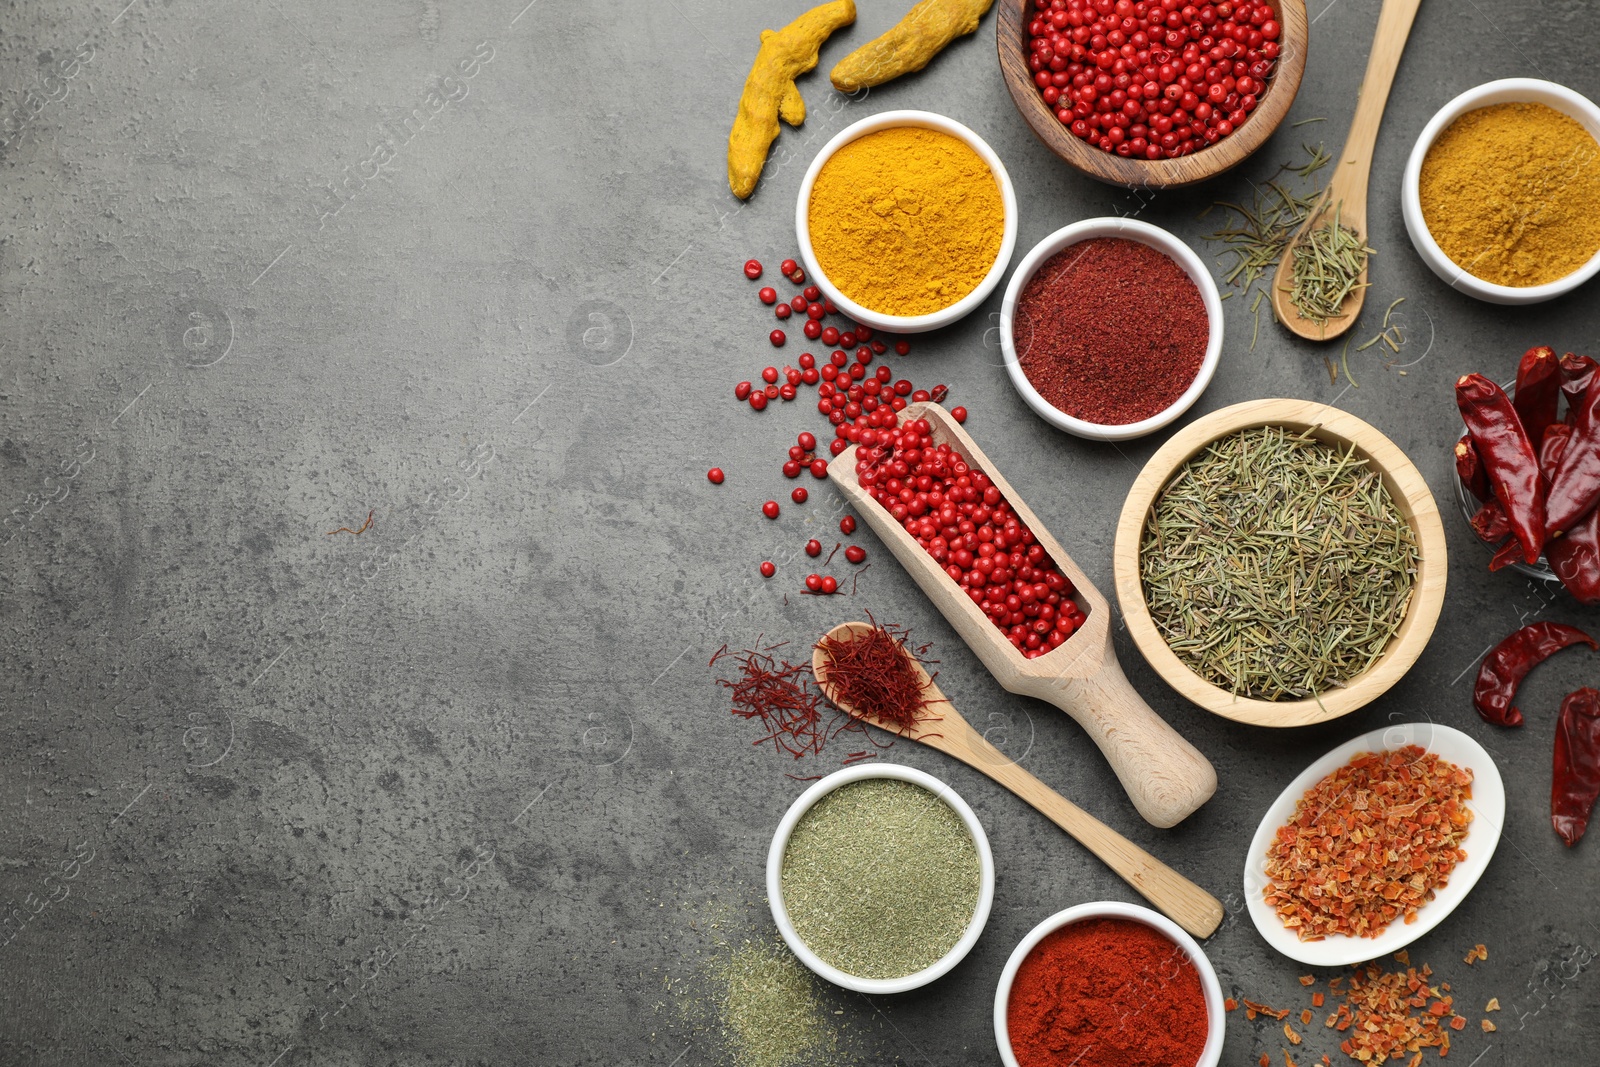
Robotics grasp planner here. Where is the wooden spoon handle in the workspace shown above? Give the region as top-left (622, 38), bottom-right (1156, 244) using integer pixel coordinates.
top-left (969, 736), bottom-right (1223, 939)
top-left (1332, 0), bottom-right (1424, 224)
top-left (1020, 656), bottom-right (1217, 829)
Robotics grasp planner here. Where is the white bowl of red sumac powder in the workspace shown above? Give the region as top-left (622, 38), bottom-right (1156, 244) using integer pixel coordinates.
top-left (994, 901), bottom-right (1225, 1067)
top-left (1001, 218), bottom-right (1222, 441)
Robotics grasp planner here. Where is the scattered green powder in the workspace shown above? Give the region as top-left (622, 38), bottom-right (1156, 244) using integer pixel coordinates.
top-left (780, 778), bottom-right (980, 979)
top-left (712, 938), bottom-right (834, 1067)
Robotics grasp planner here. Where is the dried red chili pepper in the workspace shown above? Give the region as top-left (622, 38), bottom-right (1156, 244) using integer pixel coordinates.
top-left (1559, 353), bottom-right (1598, 415)
top-left (1455, 435), bottom-right (1489, 501)
top-left (1534, 425), bottom-right (1600, 602)
top-left (1552, 687), bottom-right (1600, 846)
top-left (1457, 374), bottom-right (1545, 563)
top-left (1469, 500), bottom-right (1510, 545)
top-left (1546, 375), bottom-right (1600, 538)
top-left (1514, 345), bottom-right (1561, 452)
top-left (1473, 622), bottom-right (1598, 727)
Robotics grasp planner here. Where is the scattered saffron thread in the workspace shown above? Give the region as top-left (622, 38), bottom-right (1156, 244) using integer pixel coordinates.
top-left (326, 510), bottom-right (374, 536)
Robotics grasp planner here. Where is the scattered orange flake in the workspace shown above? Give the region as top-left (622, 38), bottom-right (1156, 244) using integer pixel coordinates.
top-left (1313, 992), bottom-right (1326, 1008)
top-left (1462, 944), bottom-right (1488, 965)
top-left (1226, 998), bottom-right (1240, 1012)
top-left (1244, 998), bottom-right (1292, 1021)
top-left (1262, 748), bottom-right (1474, 942)
top-left (1301, 1008), bottom-right (1314, 1025)
top-left (1301, 975), bottom-right (1318, 986)
top-left (1260, 1055), bottom-right (1271, 1067)
top-left (1286, 1022), bottom-right (1303, 1045)
top-left (1449, 1015), bottom-right (1466, 1031)
top-left (1480, 1019), bottom-right (1495, 1033)
top-left (1485, 998), bottom-right (1500, 1012)
top-left (1393, 951), bottom-right (1410, 966)
top-left (1284, 1052), bottom-right (1299, 1067)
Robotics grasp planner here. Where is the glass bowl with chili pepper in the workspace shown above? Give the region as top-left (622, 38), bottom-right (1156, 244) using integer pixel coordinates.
top-left (766, 763), bottom-right (996, 994)
top-left (1452, 364), bottom-right (1569, 584)
top-left (993, 901), bottom-right (1225, 1067)
top-left (999, 217), bottom-right (1223, 441)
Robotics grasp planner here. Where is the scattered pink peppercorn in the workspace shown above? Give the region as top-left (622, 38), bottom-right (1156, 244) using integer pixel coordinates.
top-left (744, 259), bottom-right (763, 280)
top-left (840, 515), bottom-right (857, 535)
top-left (791, 487), bottom-right (808, 504)
top-left (762, 500), bottom-right (780, 519)
top-left (951, 406), bottom-right (968, 424)
top-left (844, 545), bottom-right (866, 564)
top-left (770, 330), bottom-right (786, 347)
top-left (760, 561), bottom-right (776, 578)
top-left (806, 539), bottom-right (823, 557)
top-left (707, 468), bottom-right (725, 484)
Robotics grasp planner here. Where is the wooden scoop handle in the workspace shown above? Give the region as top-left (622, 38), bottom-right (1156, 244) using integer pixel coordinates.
top-left (1017, 653), bottom-right (1217, 829)
top-left (955, 726), bottom-right (1224, 939)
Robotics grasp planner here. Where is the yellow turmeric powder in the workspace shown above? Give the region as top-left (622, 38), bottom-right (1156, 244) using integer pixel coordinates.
top-left (807, 126), bottom-right (1003, 316)
top-left (1419, 102), bottom-right (1600, 287)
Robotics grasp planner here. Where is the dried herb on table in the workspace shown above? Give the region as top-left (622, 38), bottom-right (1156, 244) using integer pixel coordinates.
top-left (1553, 687), bottom-right (1600, 846)
top-left (1140, 426), bottom-right (1418, 700)
top-left (1456, 374), bottom-right (1545, 563)
top-left (1472, 622), bottom-right (1597, 727)
top-left (1286, 202), bottom-right (1373, 325)
top-left (1263, 747), bottom-right (1473, 941)
top-left (711, 640), bottom-right (880, 763)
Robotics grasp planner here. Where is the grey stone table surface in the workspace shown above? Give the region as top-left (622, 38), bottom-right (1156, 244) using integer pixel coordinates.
top-left (2, 1), bottom-right (1597, 1064)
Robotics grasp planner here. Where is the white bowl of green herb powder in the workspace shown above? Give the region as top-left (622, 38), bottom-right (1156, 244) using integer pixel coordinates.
top-left (767, 764), bottom-right (995, 994)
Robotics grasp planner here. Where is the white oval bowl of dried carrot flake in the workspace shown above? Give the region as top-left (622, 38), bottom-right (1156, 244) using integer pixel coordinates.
top-left (1243, 722), bottom-right (1506, 967)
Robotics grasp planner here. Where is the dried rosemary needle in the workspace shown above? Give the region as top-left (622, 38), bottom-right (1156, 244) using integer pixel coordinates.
top-left (1140, 426), bottom-right (1419, 701)
top-left (1286, 201), bottom-right (1374, 324)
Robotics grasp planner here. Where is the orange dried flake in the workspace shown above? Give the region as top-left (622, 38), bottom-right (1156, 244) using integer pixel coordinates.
top-left (1262, 747), bottom-right (1474, 942)
top-left (1484, 998), bottom-right (1500, 1012)
top-left (1227, 997), bottom-right (1240, 1012)
top-left (1244, 999), bottom-right (1293, 1021)
top-left (1261, 1055), bottom-right (1272, 1067)
top-left (1286, 1052), bottom-right (1300, 1067)
top-left (1462, 944), bottom-right (1488, 965)
top-left (1448, 1015), bottom-right (1466, 1031)
top-left (1287, 1022), bottom-right (1304, 1045)
top-left (1313, 992), bottom-right (1327, 1008)
top-left (1302, 1008), bottom-right (1315, 1025)
top-left (1301, 975), bottom-right (1318, 986)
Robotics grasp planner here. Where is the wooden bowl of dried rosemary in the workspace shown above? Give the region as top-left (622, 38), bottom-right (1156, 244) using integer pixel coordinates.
top-left (1112, 399), bottom-right (1448, 727)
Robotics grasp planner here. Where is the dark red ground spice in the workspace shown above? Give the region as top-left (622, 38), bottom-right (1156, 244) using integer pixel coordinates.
top-left (1014, 237), bottom-right (1208, 426)
top-left (1006, 916), bottom-right (1208, 1067)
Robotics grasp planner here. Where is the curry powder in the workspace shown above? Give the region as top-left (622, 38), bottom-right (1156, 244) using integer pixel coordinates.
top-left (1419, 102), bottom-right (1600, 287)
top-left (807, 126), bottom-right (1003, 315)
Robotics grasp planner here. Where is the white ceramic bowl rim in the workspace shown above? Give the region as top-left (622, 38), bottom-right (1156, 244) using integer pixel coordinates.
top-left (766, 762), bottom-right (997, 995)
top-left (1401, 78), bottom-right (1600, 302)
top-left (795, 109), bottom-right (1020, 334)
top-left (992, 901), bottom-right (1226, 1067)
top-left (997, 217), bottom-right (1224, 442)
top-left (1242, 722), bottom-right (1507, 967)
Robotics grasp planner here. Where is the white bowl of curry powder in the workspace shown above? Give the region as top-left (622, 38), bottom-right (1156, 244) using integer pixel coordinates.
top-left (1403, 78), bottom-right (1600, 305)
top-left (796, 110), bottom-right (1019, 333)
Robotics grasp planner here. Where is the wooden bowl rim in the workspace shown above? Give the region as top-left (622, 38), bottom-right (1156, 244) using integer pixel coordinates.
top-left (995, 0), bottom-right (1309, 189)
top-left (1112, 398), bottom-right (1449, 727)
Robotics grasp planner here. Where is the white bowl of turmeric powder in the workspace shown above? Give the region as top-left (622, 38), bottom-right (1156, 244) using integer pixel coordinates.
top-left (1402, 79), bottom-right (1600, 304)
top-left (796, 110), bottom-right (1018, 334)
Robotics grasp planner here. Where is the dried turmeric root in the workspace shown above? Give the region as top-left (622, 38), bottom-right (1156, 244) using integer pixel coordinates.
top-left (728, 0), bottom-right (857, 200)
top-left (830, 0), bottom-right (993, 92)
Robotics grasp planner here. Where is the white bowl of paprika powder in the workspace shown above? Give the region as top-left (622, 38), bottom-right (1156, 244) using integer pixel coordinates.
top-left (999, 217), bottom-right (1223, 442)
top-left (796, 110), bottom-right (1019, 334)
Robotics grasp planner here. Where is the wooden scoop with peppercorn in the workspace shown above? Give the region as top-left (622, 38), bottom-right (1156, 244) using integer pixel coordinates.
top-left (813, 620), bottom-right (1223, 938)
top-left (823, 401), bottom-right (1218, 830)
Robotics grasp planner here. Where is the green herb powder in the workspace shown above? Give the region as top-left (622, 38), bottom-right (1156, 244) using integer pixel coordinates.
top-left (714, 938), bottom-right (834, 1067)
top-left (1140, 426), bottom-right (1418, 701)
top-left (780, 778), bottom-right (980, 980)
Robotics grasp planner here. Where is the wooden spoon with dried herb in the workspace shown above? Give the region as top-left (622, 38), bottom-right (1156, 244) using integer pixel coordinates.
top-left (812, 621), bottom-right (1224, 938)
top-left (1271, 0), bottom-right (1422, 340)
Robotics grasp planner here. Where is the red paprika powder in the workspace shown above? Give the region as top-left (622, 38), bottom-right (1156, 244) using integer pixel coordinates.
top-left (1014, 237), bottom-right (1208, 426)
top-left (1006, 916), bottom-right (1209, 1067)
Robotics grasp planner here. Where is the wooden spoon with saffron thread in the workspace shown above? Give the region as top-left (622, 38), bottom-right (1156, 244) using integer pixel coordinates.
top-left (1270, 0), bottom-right (1423, 341)
top-left (814, 621), bottom-right (1225, 940)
